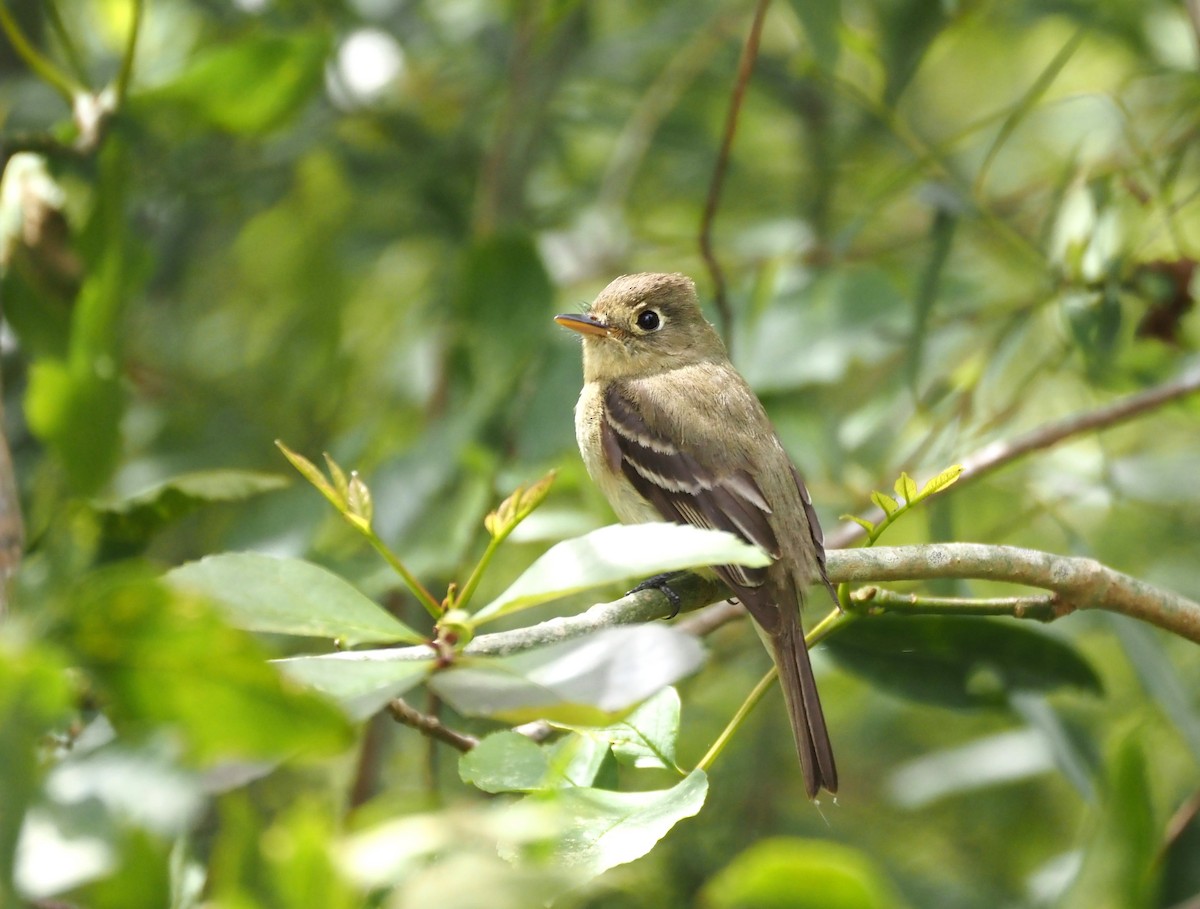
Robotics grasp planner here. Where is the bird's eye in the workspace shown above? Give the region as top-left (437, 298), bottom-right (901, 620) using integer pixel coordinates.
top-left (636, 309), bottom-right (661, 331)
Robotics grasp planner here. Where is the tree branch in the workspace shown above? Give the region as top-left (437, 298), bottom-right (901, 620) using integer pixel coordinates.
top-left (370, 544), bottom-right (1200, 670)
top-left (699, 0), bottom-right (770, 345)
top-left (827, 363), bottom-right (1200, 549)
top-left (386, 697), bottom-right (479, 752)
top-left (834, 544), bottom-right (1200, 644)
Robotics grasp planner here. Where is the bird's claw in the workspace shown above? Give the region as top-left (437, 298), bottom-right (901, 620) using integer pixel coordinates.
top-left (630, 571), bottom-right (685, 618)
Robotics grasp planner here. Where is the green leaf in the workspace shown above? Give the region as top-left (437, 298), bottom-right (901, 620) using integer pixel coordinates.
top-left (459, 731), bottom-right (550, 793)
top-left (145, 32), bottom-right (330, 135)
top-left (0, 644), bottom-right (72, 902)
top-left (474, 522), bottom-right (771, 623)
top-left (26, 359), bottom-right (122, 495)
top-left (557, 687), bottom-right (682, 772)
top-left (485, 471), bottom-right (557, 539)
top-left (1161, 789), bottom-right (1200, 906)
top-left (824, 616), bottom-right (1102, 709)
top-left (428, 625), bottom-right (705, 724)
top-left (547, 770), bottom-right (708, 879)
top-left (455, 233), bottom-right (554, 365)
top-left (66, 566), bottom-right (353, 763)
top-left (276, 441), bottom-right (339, 506)
top-left (919, 464), bottom-right (964, 498)
top-left (25, 142), bottom-right (137, 495)
top-left (208, 794), bottom-right (358, 909)
top-left (869, 491), bottom-right (899, 517)
top-left (1059, 735), bottom-right (1157, 909)
top-left (92, 471), bottom-right (289, 551)
top-left (787, 0), bottom-right (842, 72)
top-left (167, 553), bottom-right (425, 646)
top-left (841, 514), bottom-right (875, 534)
top-left (324, 453), bottom-right (350, 504)
top-left (893, 472), bottom-right (919, 504)
top-left (702, 837), bottom-right (909, 909)
top-left (273, 651), bottom-right (432, 719)
top-left (546, 734), bottom-right (616, 788)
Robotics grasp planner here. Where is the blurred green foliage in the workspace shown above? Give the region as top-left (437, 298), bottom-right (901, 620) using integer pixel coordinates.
top-left (1, 0), bottom-right (1199, 906)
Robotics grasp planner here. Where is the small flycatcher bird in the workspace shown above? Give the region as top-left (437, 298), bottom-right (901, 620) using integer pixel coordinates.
top-left (555, 272), bottom-right (837, 798)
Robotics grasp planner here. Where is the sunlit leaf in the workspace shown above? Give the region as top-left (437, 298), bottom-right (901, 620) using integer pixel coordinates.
top-left (167, 553), bottom-right (425, 645)
top-left (548, 770), bottom-right (708, 879)
top-left (274, 651), bottom-right (432, 719)
top-left (485, 471), bottom-right (557, 539)
top-left (276, 441), bottom-right (338, 504)
top-left (824, 616), bottom-right (1101, 708)
top-left (702, 837), bottom-right (908, 909)
top-left (841, 514), bottom-right (875, 534)
top-left (474, 522), bottom-right (769, 623)
top-left (556, 687), bottom-right (682, 772)
top-left (919, 465), bottom-right (964, 498)
top-left (429, 625), bottom-right (705, 724)
top-left (546, 734), bottom-right (616, 788)
top-left (324, 453), bottom-right (350, 504)
top-left (346, 472), bottom-right (372, 524)
top-left (869, 491), bottom-right (899, 517)
top-left (894, 472), bottom-right (918, 504)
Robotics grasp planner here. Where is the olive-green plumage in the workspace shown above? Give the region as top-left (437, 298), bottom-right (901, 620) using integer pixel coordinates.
top-left (556, 272), bottom-right (837, 798)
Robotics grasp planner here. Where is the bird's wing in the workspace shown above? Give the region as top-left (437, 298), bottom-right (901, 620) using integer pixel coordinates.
top-left (792, 465), bottom-right (839, 606)
top-left (602, 381), bottom-right (778, 592)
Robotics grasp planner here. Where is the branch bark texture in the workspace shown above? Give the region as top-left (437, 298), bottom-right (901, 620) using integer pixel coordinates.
top-left (376, 544), bottom-right (1200, 667)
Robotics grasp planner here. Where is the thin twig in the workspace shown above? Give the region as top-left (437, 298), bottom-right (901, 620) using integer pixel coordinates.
top-left (387, 697), bottom-right (479, 752)
top-left (699, 0), bottom-right (770, 345)
top-left (849, 586), bottom-right (1058, 620)
top-left (828, 363), bottom-right (1200, 549)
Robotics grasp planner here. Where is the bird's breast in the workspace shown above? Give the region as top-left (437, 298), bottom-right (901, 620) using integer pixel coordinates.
top-left (575, 382), bottom-right (660, 525)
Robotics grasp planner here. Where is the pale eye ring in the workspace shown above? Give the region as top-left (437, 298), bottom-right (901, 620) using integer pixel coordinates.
top-left (636, 309), bottom-right (661, 331)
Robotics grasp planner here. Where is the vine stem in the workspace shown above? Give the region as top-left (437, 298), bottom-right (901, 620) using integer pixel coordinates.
top-left (0, 2), bottom-right (85, 101)
top-left (699, 0), bottom-right (771, 345)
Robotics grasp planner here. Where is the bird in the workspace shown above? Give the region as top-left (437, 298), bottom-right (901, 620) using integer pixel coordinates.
top-left (554, 272), bottom-right (837, 798)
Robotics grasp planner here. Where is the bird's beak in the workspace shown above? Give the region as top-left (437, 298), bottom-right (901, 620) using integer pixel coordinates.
top-left (554, 312), bottom-right (612, 338)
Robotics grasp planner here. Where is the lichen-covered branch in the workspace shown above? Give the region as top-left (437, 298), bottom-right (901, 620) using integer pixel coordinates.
top-left (375, 544), bottom-right (1200, 668)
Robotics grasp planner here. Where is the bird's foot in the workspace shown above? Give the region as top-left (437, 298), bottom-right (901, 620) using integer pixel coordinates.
top-left (630, 571), bottom-right (687, 618)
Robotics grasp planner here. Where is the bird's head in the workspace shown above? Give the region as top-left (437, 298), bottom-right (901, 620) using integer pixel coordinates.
top-left (554, 273), bottom-right (727, 381)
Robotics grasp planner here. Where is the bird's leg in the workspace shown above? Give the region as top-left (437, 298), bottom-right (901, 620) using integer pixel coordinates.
top-left (630, 571), bottom-right (687, 618)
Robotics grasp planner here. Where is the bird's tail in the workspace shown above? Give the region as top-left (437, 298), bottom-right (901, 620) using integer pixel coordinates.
top-left (770, 615), bottom-right (837, 799)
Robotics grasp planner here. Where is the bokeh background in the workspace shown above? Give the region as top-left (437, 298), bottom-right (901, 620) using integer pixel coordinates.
top-left (2, 0), bottom-right (1199, 906)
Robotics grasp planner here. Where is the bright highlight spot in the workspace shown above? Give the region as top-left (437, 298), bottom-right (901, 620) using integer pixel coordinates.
top-left (332, 28), bottom-right (405, 105)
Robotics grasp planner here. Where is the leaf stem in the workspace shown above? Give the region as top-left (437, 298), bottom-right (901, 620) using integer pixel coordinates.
top-left (454, 533), bottom-right (505, 613)
top-left (694, 606), bottom-right (849, 773)
top-left (695, 665), bottom-right (776, 773)
top-left (361, 525), bottom-right (443, 619)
